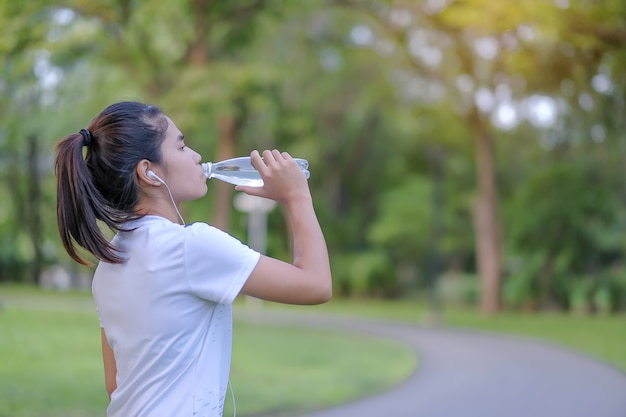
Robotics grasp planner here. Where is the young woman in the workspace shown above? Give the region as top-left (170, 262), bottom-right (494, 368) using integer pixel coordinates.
top-left (55, 101), bottom-right (332, 417)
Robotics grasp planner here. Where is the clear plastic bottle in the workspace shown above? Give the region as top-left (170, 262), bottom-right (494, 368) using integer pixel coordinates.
top-left (202, 156), bottom-right (310, 187)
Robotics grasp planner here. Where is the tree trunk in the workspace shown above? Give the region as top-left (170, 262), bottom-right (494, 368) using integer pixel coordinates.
top-left (211, 116), bottom-right (236, 231)
top-left (187, 0), bottom-right (211, 65)
top-left (468, 107), bottom-right (502, 314)
top-left (27, 133), bottom-right (43, 285)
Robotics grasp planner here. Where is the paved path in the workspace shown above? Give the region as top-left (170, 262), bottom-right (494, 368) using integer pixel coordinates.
top-left (238, 309), bottom-right (626, 417)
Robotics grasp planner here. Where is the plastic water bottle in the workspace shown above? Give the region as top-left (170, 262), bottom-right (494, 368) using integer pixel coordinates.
top-left (202, 156), bottom-right (310, 187)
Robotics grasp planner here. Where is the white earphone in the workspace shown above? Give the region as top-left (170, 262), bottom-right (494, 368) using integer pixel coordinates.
top-left (148, 170), bottom-right (165, 184)
top-left (146, 170), bottom-right (185, 225)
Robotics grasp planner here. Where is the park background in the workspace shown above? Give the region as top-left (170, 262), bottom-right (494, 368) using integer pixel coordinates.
top-left (1, 1), bottom-right (626, 416)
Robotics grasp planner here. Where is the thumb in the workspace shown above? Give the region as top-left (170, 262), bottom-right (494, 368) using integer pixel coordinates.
top-left (235, 185), bottom-right (261, 196)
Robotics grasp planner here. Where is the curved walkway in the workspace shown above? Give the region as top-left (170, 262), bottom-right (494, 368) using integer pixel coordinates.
top-left (238, 309), bottom-right (626, 417)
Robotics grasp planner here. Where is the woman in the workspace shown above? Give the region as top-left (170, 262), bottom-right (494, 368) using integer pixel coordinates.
top-left (55, 101), bottom-right (332, 417)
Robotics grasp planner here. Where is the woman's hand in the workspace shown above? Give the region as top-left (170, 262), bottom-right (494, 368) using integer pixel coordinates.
top-left (235, 149), bottom-right (311, 204)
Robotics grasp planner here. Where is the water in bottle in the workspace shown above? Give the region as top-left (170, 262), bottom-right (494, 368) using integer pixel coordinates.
top-left (202, 156), bottom-right (310, 187)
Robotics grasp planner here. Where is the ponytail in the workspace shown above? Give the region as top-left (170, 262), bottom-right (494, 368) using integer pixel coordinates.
top-left (56, 133), bottom-right (125, 265)
top-left (55, 101), bottom-right (167, 265)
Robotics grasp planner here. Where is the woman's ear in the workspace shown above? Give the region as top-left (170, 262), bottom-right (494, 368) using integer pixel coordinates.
top-left (136, 159), bottom-right (159, 186)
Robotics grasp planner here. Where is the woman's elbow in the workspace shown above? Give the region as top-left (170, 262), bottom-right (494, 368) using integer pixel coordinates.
top-left (309, 280), bottom-right (332, 305)
top-left (319, 286), bottom-right (333, 304)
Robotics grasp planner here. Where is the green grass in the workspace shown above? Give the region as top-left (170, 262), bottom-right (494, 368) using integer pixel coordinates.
top-left (229, 323), bottom-right (413, 416)
top-left (3, 286), bottom-right (625, 417)
top-left (0, 286), bottom-right (416, 417)
top-left (0, 308), bottom-right (105, 417)
top-left (285, 298), bottom-right (626, 372)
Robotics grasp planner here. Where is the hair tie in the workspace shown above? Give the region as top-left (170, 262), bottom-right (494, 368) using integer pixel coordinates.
top-left (79, 129), bottom-right (93, 147)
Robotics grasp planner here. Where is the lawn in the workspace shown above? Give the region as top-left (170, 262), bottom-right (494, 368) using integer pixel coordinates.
top-left (2, 286), bottom-right (625, 417)
top-left (288, 298), bottom-right (626, 372)
top-left (0, 286), bottom-right (416, 417)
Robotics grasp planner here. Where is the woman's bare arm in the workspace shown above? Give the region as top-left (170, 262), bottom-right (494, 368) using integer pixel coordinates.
top-left (101, 328), bottom-right (117, 399)
top-left (238, 150), bottom-right (332, 305)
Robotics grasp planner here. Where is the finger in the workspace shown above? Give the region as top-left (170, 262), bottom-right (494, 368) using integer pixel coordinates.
top-left (250, 150), bottom-right (268, 174)
top-left (249, 150), bottom-right (261, 165)
top-left (235, 185), bottom-right (261, 196)
top-left (271, 149), bottom-right (282, 162)
top-left (262, 149), bottom-right (276, 165)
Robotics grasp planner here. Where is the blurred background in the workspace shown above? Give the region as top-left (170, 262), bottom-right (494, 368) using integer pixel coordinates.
top-left (3, 0), bottom-right (626, 315)
top-left (1, 1), bottom-right (626, 415)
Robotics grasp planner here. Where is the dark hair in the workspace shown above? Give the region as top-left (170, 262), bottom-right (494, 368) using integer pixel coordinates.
top-left (56, 101), bottom-right (168, 265)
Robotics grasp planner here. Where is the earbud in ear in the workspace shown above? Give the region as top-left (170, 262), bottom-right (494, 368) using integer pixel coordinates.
top-left (148, 170), bottom-right (165, 185)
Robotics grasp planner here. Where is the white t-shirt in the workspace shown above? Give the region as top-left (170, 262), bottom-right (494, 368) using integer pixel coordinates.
top-left (92, 215), bottom-right (260, 417)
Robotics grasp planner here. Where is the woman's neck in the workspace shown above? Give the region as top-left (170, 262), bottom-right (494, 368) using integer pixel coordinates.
top-left (135, 199), bottom-right (183, 224)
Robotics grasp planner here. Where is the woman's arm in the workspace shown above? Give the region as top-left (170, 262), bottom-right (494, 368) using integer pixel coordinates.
top-left (101, 328), bottom-right (117, 399)
top-left (238, 150), bottom-right (332, 305)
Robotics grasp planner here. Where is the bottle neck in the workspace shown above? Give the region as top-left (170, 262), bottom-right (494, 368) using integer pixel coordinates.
top-left (201, 162), bottom-right (212, 178)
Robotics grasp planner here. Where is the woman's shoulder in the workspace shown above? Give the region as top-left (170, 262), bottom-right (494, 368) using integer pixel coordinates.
top-left (183, 221), bottom-right (254, 255)
top-left (184, 221), bottom-right (216, 235)
top-left (183, 221), bottom-right (237, 242)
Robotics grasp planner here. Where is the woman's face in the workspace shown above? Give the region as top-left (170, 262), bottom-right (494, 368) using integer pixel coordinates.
top-left (154, 117), bottom-right (207, 203)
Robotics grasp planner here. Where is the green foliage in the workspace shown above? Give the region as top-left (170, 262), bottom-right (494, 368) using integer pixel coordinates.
top-left (368, 176), bottom-right (432, 260)
top-left (504, 162), bottom-right (623, 309)
top-left (2, 0), bottom-right (626, 312)
top-left (508, 163), bottom-right (617, 257)
top-left (332, 250), bottom-right (396, 297)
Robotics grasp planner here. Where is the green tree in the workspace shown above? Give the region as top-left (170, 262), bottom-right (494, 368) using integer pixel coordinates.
top-left (330, 0), bottom-right (626, 312)
top-left (0, 1), bottom-right (61, 283)
top-left (57, 0), bottom-right (288, 232)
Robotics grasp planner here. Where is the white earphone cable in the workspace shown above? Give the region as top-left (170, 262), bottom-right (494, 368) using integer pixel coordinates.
top-left (229, 379), bottom-right (236, 417)
top-left (161, 180), bottom-right (185, 225)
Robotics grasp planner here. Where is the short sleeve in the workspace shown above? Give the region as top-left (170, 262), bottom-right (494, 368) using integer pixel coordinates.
top-left (183, 223), bottom-right (260, 304)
